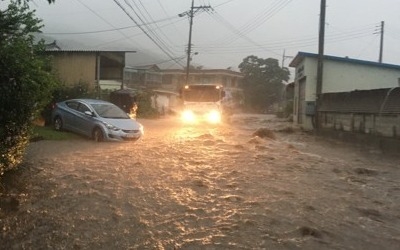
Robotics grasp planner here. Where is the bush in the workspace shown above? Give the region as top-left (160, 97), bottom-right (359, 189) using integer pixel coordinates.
top-left (135, 90), bottom-right (159, 118)
top-left (0, 2), bottom-right (59, 176)
top-left (41, 82), bottom-right (94, 125)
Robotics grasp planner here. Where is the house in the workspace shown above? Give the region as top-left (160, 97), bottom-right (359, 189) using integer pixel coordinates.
top-left (124, 64), bottom-right (162, 89)
top-left (123, 67), bottom-right (244, 113)
top-left (45, 41), bottom-right (136, 94)
top-left (123, 66), bottom-right (244, 92)
top-left (161, 68), bottom-right (243, 91)
top-left (289, 52), bottom-right (400, 131)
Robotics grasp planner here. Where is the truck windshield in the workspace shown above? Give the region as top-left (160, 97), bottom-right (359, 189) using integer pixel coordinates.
top-left (182, 85), bottom-right (221, 102)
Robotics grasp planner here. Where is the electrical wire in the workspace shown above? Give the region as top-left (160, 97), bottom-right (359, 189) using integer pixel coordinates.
top-left (191, 21), bottom-right (379, 55)
top-left (130, 0), bottom-right (178, 54)
top-left (42, 16), bottom-right (180, 35)
top-left (75, 0), bottom-right (137, 47)
top-left (156, 0), bottom-right (184, 39)
top-left (209, 0), bottom-right (294, 46)
top-left (112, 0), bottom-right (184, 67)
top-left (123, 0), bottom-right (173, 54)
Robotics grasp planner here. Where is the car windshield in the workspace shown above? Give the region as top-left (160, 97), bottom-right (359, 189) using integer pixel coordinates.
top-left (91, 103), bottom-right (129, 119)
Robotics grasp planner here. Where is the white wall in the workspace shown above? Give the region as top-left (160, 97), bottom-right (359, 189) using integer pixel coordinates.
top-left (323, 60), bottom-right (400, 93)
top-left (293, 59), bottom-right (318, 130)
top-left (298, 57), bottom-right (400, 100)
top-left (293, 56), bottom-right (400, 130)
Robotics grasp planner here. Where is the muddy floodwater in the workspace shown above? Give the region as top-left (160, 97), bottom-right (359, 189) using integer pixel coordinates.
top-left (1, 114), bottom-right (399, 249)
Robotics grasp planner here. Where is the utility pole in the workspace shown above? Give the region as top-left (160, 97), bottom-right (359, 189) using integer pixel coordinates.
top-left (281, 49), bottom-right (294, 68)
top-left (379, 21), bottom-right (384, 63)
top-left (179, 0), bottom-right (211, 85)
top-left (315, 0), bottom-right (326, 130)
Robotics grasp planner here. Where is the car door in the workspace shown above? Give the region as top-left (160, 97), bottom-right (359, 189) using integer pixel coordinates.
top-left (63, 101), bottom-right (80, 131)
top-left (73, 102), bottom-right (97, 137)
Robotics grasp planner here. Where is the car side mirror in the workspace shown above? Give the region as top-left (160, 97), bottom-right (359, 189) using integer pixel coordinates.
top-left (84, 111), bottom-right (93, 116)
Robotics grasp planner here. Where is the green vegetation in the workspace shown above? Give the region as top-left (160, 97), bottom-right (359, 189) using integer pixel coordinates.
top-left (135, 90), bottom-right (159, 118)
top-left (31, 125), bottom-right (82, 141)
top-left (239, 55), bottom-right (290, 112)
top-left (0, 1), bottom-right (59, 176)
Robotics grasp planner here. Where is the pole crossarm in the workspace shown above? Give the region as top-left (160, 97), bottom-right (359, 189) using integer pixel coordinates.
top-left (179, 0), bottom-right (212, 85)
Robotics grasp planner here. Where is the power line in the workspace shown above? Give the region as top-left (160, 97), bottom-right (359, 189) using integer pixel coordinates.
top-left (186, 19), bottom-right (378, 59)
top-left (192, 28), bottom-right (376, 54)
top-left (122, 0), bottom-right (175, 56)
top-left (42, 16), bottom-right (179, 35)
top-left (205, 10), bottom-right (281, 56)
top-left (112, 0), bottom-right (184, 67)
top-left (209, 0), bottom-right (294, 46)
top-left (75, 0), bottom-right (136, 46)
top-left (179, 0), bottom-right (212, 84)
top-left (156, 0), bottom-right (184, 39)
top-left (130, 0), bottom-right (175, 51)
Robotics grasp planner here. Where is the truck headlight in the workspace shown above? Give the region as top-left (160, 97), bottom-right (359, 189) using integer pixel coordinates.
top-left (182, 110), bottom-right (196, 123)
top-left (206, 110), bottom-right (221, 124)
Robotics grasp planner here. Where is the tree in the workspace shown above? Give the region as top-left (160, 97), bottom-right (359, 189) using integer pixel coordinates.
top-left (14, 0), bottom-right (55, 4)
top-left (238, 55), bottom-right (290, 112)
top-left (0, 1), bottom-right (58, 175)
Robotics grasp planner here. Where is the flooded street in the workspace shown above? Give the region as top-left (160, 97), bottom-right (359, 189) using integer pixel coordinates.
top-left (1, 114), bottom-right (399, 249)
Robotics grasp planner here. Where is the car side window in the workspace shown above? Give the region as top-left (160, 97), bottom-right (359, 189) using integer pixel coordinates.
top-left (66, 101), bottom-right (79, 110)
top-left (77, 103), bottom-right (91, 113)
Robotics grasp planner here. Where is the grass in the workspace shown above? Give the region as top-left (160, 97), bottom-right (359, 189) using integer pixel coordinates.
top-left (31, 125), bottom-right (82, 141)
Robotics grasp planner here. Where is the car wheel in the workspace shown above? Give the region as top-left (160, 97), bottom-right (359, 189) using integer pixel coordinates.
top-left (54, 116), bottom-right (63, 131)
top-left (93, 127), bottom-right (104, 142)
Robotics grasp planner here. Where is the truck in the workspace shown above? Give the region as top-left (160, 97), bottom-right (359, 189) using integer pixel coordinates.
top-left (179, 84), bottom-right (232, 124)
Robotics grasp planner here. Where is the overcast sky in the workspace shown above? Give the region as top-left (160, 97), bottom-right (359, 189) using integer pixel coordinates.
top-left (3, 0), bottom-right (400, 74)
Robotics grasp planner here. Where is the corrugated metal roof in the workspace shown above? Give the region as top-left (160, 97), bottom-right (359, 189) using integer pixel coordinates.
top-left (289, 52), bottom-right (400, 70)
top-left (45, 49), bottom-right (136, 53)
top-left (44, 40), bottom-right (136, 53)
top-left (319, 87), bottom-right (400, 114)
top-left (125, 64), bottom-right (161, 71)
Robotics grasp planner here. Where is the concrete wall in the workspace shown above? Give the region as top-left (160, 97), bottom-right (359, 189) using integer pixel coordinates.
top-left (321, 113), bottom-right (400, 138)
top-left (317, 128), bottom-right (400, 155)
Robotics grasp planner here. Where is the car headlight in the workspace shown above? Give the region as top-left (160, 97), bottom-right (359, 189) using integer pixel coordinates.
top-left (102, 121), bottom-right (119, 131)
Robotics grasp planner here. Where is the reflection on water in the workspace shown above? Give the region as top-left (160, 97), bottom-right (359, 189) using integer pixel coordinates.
top-left (5, 114), bottom-right (399, 249)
